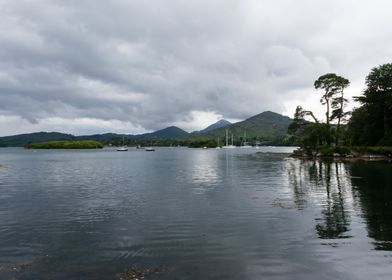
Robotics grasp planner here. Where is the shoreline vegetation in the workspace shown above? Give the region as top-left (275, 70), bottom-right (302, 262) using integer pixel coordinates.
top-left (287, 63), bottom-right (392, 160)
top-left (25, 140), bottom-right (103, 149)
top-left (290, 146), bottom-right (392, 161)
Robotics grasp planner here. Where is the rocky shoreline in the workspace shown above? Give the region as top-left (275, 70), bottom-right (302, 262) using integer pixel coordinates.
top-left (289, 148), bottom-right (392, 161)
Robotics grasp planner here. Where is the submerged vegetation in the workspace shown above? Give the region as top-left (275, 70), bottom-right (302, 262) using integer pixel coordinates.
top-left (25, 140), bottom-right (103, 149)
top-left (289, 63), bottom-right (392, 157)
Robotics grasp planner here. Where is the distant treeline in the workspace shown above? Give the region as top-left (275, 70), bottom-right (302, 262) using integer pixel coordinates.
top-left (25, 140), bottom-right (103, 149)
top-left (110, 135), bottom-right (291, 148)
top-left (0, 111), bottom-right (295, 148)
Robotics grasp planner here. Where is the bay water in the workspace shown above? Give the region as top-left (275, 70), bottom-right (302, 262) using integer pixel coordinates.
top-left (0, 147), bottom-right (392, 279)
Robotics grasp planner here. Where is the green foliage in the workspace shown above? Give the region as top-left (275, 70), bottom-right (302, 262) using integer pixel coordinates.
top-left (315, 73), bottom-right (344, 124)
top-left (318, 146), bottom-right (351, 156)
top-left (188, 140), bottom-right (218, 148)
top-left (0, 132), bottom-right (74, 147)
top-left (348, 107), bottom-right (381, 146)
top-left (314, 73), bottom-right (350, 145)
top-left (288, 106), bottom-right (307, 135)
top-left (350, 63), bottom-right (392, 146)
top-left (291, 72), bottom-right (353, 149)
top-left (301, 123), bottom-right (331, 149)
top-left (25, 140), bottom-right (104, 149)
top-left (288, 105), bottom-right (332, 148)
top-left (197, 111), bottom-right (292, 145)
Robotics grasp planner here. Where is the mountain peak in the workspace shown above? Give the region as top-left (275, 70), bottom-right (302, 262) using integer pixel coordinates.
top-left (199, 119), bottom-right (231, 133)
top-left (246, 111), bottom-right (291, 122)
top-left (137, 126), bottom-right (189, 139)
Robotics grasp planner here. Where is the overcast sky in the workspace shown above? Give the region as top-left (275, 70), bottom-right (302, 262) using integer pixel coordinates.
top-left (0, 0), bottom-right (391, 136)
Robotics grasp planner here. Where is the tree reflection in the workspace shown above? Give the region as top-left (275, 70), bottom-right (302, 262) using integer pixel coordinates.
top-left (349, 162), bottom-right (392, 250)
top-left (286, 159), bottom-right (351, 239)
top-left (315, 162), bottom-right (351, 239)
top-left (287, 158), bottom-right (392, 249)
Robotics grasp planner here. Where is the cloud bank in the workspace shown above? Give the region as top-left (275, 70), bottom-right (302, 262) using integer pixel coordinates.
top-left (0, 0), bottom-right (391, 135)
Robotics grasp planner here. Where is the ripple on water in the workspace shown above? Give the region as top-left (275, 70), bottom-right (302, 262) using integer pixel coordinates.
top-left (0, 148), bottom-right (392, 279)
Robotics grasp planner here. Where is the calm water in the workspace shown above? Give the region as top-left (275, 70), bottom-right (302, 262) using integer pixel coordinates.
top-left (0, 147), bottom-right (392, 279)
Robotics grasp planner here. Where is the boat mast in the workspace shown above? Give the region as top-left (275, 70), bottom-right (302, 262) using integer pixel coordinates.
top-left (226, 129), bottom-right (228, 147)
top-left (244, 132), bottom-right (246, 146)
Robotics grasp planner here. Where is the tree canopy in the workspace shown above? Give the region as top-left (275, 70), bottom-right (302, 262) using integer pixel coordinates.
top-left (350, 63), bottom-right (392, 145)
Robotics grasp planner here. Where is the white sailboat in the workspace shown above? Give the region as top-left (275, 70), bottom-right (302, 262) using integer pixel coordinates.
top-left (117, 136), bottom-right (128, 151)
top-left (222, 129), bottom-right (236, 149)
top-left (216, 137), bottom-right (221, 149)
top-left (145, 140), bottom-right (155, 151)
top-left (241, 132), bottom-right (252, 148)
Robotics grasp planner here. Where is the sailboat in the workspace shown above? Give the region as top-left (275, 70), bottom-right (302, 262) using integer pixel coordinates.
top-left (216, 137), bottom-right (221, 149)
top-left (145, 140), bottom-right (155, 151)
top-left (222, 129), bottom-right (236, 149)
top-left (241, 132), bottom-right (252, 148)
top-left (117, 136), bottom-right (128, 151)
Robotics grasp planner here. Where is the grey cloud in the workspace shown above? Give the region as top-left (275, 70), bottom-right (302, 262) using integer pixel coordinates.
top-left (0, 0), bottom-right (391, 134)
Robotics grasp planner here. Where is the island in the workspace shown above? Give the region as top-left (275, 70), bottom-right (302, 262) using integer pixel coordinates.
top-left (25, 140), bottom-right (104, 149)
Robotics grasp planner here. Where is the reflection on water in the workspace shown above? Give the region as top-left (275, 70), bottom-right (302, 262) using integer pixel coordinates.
top-left (350, 162), bottom-right (392, 250)
top-left (1, 148), bottom-right (392, 279)
top-left (285, 158), bottom-right (392, 249)
top-left (189, 150), bottom-right (220, 194)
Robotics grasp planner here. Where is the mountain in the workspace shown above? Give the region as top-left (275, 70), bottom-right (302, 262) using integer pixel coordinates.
top-left (77, 133), bottom-right (128, 142)
top-left (0, 111), bottom-right (292, 146)
top-left (0, 132), bottom-right (74, 147)
top-left (191, 111), bottom-right (292, 144)
top-left (199, 119), bottom-right (231, 133)
top-left (136, 126), bottom-right (189, 140)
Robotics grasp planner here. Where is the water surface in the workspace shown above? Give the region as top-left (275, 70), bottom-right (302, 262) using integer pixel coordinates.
top-left (0, 147), bottom-right (392, 279)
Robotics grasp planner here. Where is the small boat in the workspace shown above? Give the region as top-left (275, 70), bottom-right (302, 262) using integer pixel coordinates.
top-left (223, 145), bottom-right (236, 149)
top-left (241, 132), bottom-right (252, 148)
top-left (117, 136), bottom-right (128, 151)
top-left (145, 140), bottom-right (155, 151)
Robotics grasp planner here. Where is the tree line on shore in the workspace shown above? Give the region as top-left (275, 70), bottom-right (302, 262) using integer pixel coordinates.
top-left (25, 140), bottom-right (103, 149)
top-left (288, 63), bottom-right (392, 155)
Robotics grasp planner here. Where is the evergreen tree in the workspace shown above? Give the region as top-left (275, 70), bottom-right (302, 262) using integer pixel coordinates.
top-left (355, 63), bottom-right (392, 145)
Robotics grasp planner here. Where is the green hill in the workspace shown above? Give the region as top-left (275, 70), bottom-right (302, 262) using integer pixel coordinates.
top-left (197, 119), bottom-right (231, 133)
top-left (187, 111), bottom-right (292, 145)
top-left (135, 126), bottom-right (189, 140)
top-left (0, 111), bottom-right (292, 147)
top-left (0, 132), bottom-right (74, 147)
